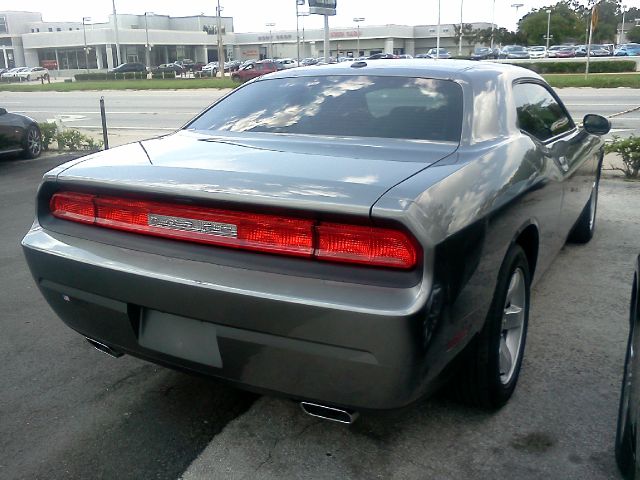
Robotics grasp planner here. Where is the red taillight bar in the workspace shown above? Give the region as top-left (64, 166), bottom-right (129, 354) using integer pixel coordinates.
top-left (49, 192), bottom-right (419, 269)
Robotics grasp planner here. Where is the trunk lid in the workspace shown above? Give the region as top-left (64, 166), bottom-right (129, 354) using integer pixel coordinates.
top-left (55, 130), bottom-right (457, 216)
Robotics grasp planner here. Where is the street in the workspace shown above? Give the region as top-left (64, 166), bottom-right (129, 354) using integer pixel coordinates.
top-left (1, 87), bottom-right (639, 479)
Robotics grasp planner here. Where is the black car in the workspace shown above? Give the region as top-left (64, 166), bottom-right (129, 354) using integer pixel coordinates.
top-left (470, 47), bottom-right (498, 60)
top-left (109, 63), bottom-right (147, 73)
top-left (153, 63), bottom-right (185, 74)
top-left (0, 108), bottom-right (42, 159)
top-left (367, 53), bottom-right (398, 59)
top-left (616, 255), bottom-right (640, 480)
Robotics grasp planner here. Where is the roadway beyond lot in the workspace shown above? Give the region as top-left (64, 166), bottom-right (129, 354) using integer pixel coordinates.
top-left (1, 87), bottom-right (640, 140)
top-left (0, 92), bottom-right (638, 479)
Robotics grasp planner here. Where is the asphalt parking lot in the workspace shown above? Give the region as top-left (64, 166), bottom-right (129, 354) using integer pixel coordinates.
top-left (1, 87), bottom-right (640, 479)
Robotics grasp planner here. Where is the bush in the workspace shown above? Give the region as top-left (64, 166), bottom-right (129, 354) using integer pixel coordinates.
top-left (74, 72), bottom-right (149, 81)
top-left (56, 129), bottom-right (103, 151)
top-left (38, 122), bottom-right (57, 151)
top-left (151, 71), bottom-right (177, 79)
top-left (516, 61), bottom-right (637, 74)
top-left (605, 135), bottom-right (640, 179)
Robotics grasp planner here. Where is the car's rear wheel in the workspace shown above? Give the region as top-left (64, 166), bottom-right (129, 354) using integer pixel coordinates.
top-left (568, 164), bottom-right (601, 244)
top-left (616, 276), bottom-right (638, 480)
top-left (452, 244), bottom-right (530, 408)
top-left (23, 125), bottom-right (42, 159)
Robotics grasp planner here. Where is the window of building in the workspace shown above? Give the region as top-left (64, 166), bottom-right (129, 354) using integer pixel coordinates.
top-left (57, 27), bottom-right (62, 31)
top-left (443, 28), bottom-right (449, 32)
top-left (31, 28), bottom-right (35, 33)
top-left (69, 28), bottom-right (73, 31)
top-left (429, 28), bottom-right (436, 33)
top-left (0, 15), bottom-right (7, 34)
top-left (48, 27), bottom-right (53, 32)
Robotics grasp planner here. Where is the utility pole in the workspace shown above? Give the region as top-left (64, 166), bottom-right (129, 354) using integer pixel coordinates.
top-left (111, 0), bottom-right (121, 66)
top-left (144, 12), bottom-right (153, 70)
top-left (265, 22), bottom-right (275, 58)
top-left (586, 6), bottom-right (596, 77)
top-left (620, 5), bottom-right (627, 44)
top-left (82, 17), bottom-right (90, 72)
top-left (545, 9), bottom-right (552, 50)
top-left (354, 17), bottom-right (364, 57)
top-left (458, 0), bottom-right (463, 56)
top-left (324, 15), bottom-right (330, 62)
top-left (490, 0), bottom-right (496, 50)
top-left (436, 0), bottom-right (441, 58)
top-left (217, 0), bottom-right (225, 78)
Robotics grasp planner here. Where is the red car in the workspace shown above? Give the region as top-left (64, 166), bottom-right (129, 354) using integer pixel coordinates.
top-left (554, 47), bottom-right (576, 58)
top-left (231, 61), bottom-right (278, 82)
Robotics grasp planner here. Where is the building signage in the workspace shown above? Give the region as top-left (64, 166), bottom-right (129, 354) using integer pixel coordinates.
top-left (257, 34), bottom-right (293, 41)
top-left (308, 0), bottom-right (337, 16)
top-left (330, 30), bottom-right (358, 38)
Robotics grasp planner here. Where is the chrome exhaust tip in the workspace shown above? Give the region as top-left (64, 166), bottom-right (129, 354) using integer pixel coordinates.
top-left (300, 402), bottom-right (358, 424)
top-left (86, 337), bottom-right (124, 358)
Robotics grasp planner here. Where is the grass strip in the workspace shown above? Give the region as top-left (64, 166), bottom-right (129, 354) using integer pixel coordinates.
top-left (0, 78), bottom-right (237, 92)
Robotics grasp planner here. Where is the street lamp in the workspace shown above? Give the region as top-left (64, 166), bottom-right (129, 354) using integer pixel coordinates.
top-left (458, 0), bottom-right (464, 56)
top-left (353, 17), bottom-right (364, 57)
top-left (296, 0), bottom-right (305, 64)
top-left (545, 9), bottom-right (552, 50)
top-left (436, 0), bottom-right (441, 59)
top-left (217, 1), bottom-right (225, 78)
top-left (265, 22), bottom-right (275, 59)
top-left (490, 0), bottom-right (496, 49)
top-left (144, 12), bottom-right (154, 69)
top-left (82, 17), bottom-right (91, 73)
top-left (620, 5), bottom-right (628, 44)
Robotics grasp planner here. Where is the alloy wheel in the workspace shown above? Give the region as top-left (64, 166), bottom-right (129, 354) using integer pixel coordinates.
top-left (499, 267), bottom-right (527, 385)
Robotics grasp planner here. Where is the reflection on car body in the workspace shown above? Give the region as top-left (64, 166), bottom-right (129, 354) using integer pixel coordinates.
top-left (23, 60), bottom-right (609, 418)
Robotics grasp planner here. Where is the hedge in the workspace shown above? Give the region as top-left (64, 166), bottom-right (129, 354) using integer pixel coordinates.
top-left (74, 72), bottom-right (149, 81)
top-left (151, 71), bottom-right (177, 79)
top-left (515, 60), bottom-right (637, 74)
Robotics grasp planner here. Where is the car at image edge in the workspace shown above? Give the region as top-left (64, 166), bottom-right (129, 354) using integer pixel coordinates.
top-left (22, 60), bottom-right (610, 422)
top-left (0, 107), bottom-right (42, 159)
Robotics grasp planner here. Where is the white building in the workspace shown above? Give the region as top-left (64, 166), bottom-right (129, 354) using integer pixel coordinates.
top-left (1, 10), bottom-right (491, 70)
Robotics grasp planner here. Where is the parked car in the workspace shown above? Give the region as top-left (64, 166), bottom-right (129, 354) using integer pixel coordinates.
top-left (367, 53), bottom-right (398, 59)
top-left (109, 63), bottom-right (147, 73)
top-left (274, 58), bottom-right (298, 70)
top-left (397, 54), bottom-right (413, 59)
top-left (0, 108), bottom-right (42, 159)
top-left (554, 46), bottom-right (577, 58)
top-left (426, 48), bottom-right (451, 59)
top-left (547, 45), bottom-right (565, 58)
top-left (22, 60), bottom-right (611, 421)
top-left (153, 63), bottom-right (185, 75)
top-left (231, 60), bottom-right (278, 82)
top-left (499, 45), bottom-right (530, 59)
top-left (201, 62), bottom-right (218, 76)
top-left (575, 45), bottom-right (611, 57)
top-left (1, 67), bottom-right (28, 80)
top-left (301, 57), bottom-right (318, 66)
top-left (176, 59), bottom-right (196, 71)
top-left (615, 43), bottom-right (640, 56)
top-left (225, 60), bottom-right (242, 72)
top-left (469, 47), bottom-right (498, 60)
top-left (527, 46), bottom-right (547, 59)
top-left (16, 67), bottom-right (49, 81)
top-left (616, 255), bottom-right (640, 480)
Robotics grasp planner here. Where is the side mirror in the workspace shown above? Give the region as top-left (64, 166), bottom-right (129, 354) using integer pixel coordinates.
top-left (583, 114), bottom-right (611, 136)
top-left (0, 108), bottom-right (6, 115)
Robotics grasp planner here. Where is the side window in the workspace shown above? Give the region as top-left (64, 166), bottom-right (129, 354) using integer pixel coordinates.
top-left (513, 82), bottom-right (573, 141)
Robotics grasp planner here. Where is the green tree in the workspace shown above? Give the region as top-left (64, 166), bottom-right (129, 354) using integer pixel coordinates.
top-left (518, 2), bottom-right (586, 45)
top-left (627, 26), bottom-right (640, 43)
top-left (472, 27), bottom-right (525, 47)
top-left (589, 0), bottom-right (622, 43)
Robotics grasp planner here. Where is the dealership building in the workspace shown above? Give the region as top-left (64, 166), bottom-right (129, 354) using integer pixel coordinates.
top-left (1, 10), bottom-right (491, 70)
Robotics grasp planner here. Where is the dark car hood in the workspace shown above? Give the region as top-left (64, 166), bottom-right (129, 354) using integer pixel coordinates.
top-left (54, 130), bottom-right (458, 216)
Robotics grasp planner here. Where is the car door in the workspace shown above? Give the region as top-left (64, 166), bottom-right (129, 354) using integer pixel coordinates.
top-left (513, 81), bottom-right (600, 242)
top-left (0, 109), bottom-right (23, 152)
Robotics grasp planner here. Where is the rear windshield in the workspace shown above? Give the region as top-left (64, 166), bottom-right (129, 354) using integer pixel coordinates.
top-left (187, 75), bottom-right (463, 142)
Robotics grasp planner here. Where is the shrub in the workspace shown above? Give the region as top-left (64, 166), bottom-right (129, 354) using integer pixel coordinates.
top-left (74, 72), bottom-right (149, 81)
top-left (56, 129), bottom-right (103, 151)
top-left (604, 135), bottom-right (640, 179)
top-left (38, 122), bottom-right (58, 150)
top-left (516, 61), bottom-right (636, 75)
top-left (151, 71), bottom-right (177, 79)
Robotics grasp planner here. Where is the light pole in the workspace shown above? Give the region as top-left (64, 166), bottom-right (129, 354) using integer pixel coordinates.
top-left (511, 3), bottom-right (524, 31)
top-left (111, 0), bottom-right (121, 66)
top-left (545, 9), bottom-right (552, 50)
top-left (82, 17), bottom-right (91, 73)
top-left (458, 0), bottom-right (464, 56)
top-left (436, 0), bottom-right (441, 59)
top-left (144, 12), bottom-right (154, 69)
top-left (490, 0), bottom-right (496, 49)
top-left (296, 0), bottom-right (305, 64)
top-left (266, 22), bottom-right (275, 59)
top-left (353, 17), bottom-right (364, 57)
top-left (620, 5), bottom-right (627, 44)
top-left (217, 0), bottom-right (225, 78)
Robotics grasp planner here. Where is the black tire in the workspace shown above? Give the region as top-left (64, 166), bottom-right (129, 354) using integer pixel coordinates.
top-left (23, 125), bottom-right (42, 159)
top-left (568, 162), bottom-right (601, 244)
top-left (26, 75), bottom-right (31, 81)
top-left (452, 244), bottom-right (531, 409)
top-left (616, 277), bottom-right (638, 480)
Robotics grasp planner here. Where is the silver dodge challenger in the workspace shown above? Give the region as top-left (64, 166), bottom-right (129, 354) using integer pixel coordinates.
top-left (23, 60), bottom-right (610, 423)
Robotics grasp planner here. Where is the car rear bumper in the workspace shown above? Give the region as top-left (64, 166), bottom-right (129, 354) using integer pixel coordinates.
top-left (22, 225), bottom-right (447, 410)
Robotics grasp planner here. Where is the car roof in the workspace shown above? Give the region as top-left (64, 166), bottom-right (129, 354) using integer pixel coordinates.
top-left (266, 59), bottom-right (541, 83)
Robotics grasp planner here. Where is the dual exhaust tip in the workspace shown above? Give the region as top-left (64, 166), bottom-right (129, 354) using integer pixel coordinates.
top-left (85, 337), bottom-right (358, 424)
top-left (300, 402), bottom-right (358, 424)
